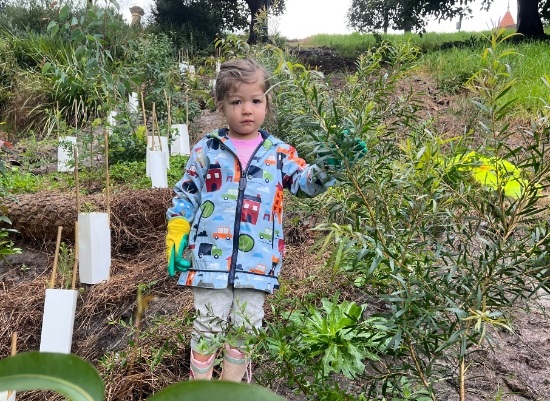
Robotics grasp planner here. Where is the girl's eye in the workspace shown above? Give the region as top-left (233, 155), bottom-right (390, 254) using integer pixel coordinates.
top-left (253, 99), bottom-right (262, 104)
top-left (231, 100), bottom-right (241, 105)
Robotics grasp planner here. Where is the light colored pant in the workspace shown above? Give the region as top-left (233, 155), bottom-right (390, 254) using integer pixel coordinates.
top-left (191, 285), bottom-right (266, 354)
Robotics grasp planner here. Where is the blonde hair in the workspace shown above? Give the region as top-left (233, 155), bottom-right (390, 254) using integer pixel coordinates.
top-left (215, 58), bottom-right (271, 111)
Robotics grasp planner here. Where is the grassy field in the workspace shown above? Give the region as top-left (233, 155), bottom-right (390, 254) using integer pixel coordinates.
top-left (296, 29), bottom-right (550, 115)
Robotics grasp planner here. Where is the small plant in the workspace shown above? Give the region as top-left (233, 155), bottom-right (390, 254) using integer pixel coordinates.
top-left (108, 123), bottom-right (147, 165)
top-left (56, 242), bottom-right (75, 289)
top-left (80, 202), bottom-right (98, 213)
top-left (0, 218), bottom-right (21, 260)
top-left (0, 136), bottom-right (22, 260)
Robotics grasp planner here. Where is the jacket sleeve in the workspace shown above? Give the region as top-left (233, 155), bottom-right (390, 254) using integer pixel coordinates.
top-left (166, 141), bottom-right (207, 222)
top-left (280, 145), bottom-right (335, 197)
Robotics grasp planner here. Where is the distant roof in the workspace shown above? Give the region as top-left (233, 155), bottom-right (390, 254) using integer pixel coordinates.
top-left (499, 10), bottom-right (516, 28)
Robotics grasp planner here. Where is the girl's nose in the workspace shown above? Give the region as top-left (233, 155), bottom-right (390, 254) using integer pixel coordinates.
top-left (242, 101), bottom-right (252, 114)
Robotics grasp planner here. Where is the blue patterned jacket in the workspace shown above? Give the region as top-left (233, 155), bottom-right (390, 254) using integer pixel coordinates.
top-left (167, 128), bottom-right (333, 293)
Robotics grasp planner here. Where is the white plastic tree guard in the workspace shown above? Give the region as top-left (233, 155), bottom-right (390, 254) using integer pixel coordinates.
top-left (216, 60), bottom-right (221, 74)
top-left (179, 61), bottom-right (188, 74)
top-left (149, 150), bottom-right (168, 188)
top-left (78, 212), bottom-right (111, 284)
top-left (128, 92), bottom-right (139, 114)
top-left (0, 390), bottom-right (16, 400)
top-left (170, 124), bottom-right (191, 156)
top-left (57, 136), bottom-right (76, 172)
top-left (39, 288), bottom-right (78, 354)
top-left (179, 62), bottom-right (195, 75)
top-left (106, 110), bottom-right (117, 135)
top-left (146, 135), bottom-right (169, 177)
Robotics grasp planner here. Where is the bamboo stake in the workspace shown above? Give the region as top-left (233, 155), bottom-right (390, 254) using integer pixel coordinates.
top-left (49, 226), bottom-right (63, 289)
top-left (140, 91), bottom-right (148, 136)
top-left (164, 89), bottom-right (171, 137)
top-left (10, 332), bottom-right (17, 356)
top-left (74, 147), bottom-right (80, 215)
top-left (74, 100), bottom-right (78, 135)
top-left (104, 129), bottom-right (111, 226)
top-left (152, 102), bottom-right (163, 151)
top-left (56, 101), bottom-right (60, 135)
top-left (71, 221), bottom-right (79, 290)
top-left (186, 90), bottom-right (189, 126)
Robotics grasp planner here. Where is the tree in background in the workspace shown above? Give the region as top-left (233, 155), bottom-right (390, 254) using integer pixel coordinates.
top-left (347, 0), bottom-right (549, 38)
top-left (150, 0), bottom-right (285, 48)
top-left (347, 0), bottom-right (423, 33)
top-left (150, 0), bottom-right (249, 51)
top-left (243, 0), bottom-right (285, 44)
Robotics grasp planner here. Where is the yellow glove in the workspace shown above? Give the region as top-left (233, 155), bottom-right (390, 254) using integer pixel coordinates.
top-left (166, 217), bottom-right (191, 277)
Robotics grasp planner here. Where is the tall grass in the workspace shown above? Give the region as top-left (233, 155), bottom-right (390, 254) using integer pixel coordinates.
top-left (420, 37), bottom-right (550, 113)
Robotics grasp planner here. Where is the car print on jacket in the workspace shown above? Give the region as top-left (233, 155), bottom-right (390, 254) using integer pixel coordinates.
top-left (213, 226), bottom-right (232, 240)
top-left (169, 128), bottom-right (334, 294)
top-left (247, 165), bottom-right (273, 183)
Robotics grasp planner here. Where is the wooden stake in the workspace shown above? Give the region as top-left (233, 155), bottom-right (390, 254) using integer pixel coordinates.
top-left (71, 221), bottom-right (79, 290)
top-left (10, 332), bottom-right (17, 356)
top-left (74, 147), bottom-right (80, 215)
top-left (74, 100), bottom-right (78, 134)
top-left (186, 90), bottom-right (189, 126)
top-left (56, 101), bottom-right (60, 134)
top-left (104, 129), bottom-right (111, 226)
top-left (50, 226), bottom-right (63, 289)
top-left (140, 91), bottom-right (148, 136)
top-left (152, 103), bottom-right (163, 151)
top-left (164, 89), bottom-right (172, 137)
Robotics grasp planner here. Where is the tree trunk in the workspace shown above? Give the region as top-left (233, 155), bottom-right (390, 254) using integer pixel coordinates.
top-left (516, 0), bottom-right (544, 38)
top-left (246, 0), bottom-right (269, 44)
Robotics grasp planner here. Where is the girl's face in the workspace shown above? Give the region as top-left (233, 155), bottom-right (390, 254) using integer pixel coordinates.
top-left (221, 73), bottom-right (267, 140)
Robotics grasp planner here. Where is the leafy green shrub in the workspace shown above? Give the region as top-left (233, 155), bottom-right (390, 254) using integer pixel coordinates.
top-left (167, 155), bottom-right (188, 186)
top-left (0, 0), bottom-right (78, 34)
top-left (261, 31), bottom-right (549, 400)
top-left (108, 161), bottom-right (149, 189)
top-left (108, 125), bottom-right (147, 165)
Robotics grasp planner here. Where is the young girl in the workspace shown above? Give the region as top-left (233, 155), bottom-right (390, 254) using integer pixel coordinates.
top-left (165, 58), bottom-right (334, 382)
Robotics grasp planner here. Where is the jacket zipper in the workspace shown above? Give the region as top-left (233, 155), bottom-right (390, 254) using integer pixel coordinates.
top-left (228, 139), bottom-right (266, 285)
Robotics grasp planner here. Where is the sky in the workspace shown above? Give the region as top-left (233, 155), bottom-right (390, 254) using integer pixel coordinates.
top-left (122, 0), bottom-right (518, 39)
top-left (274, 0), bottom-right (518, 39)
